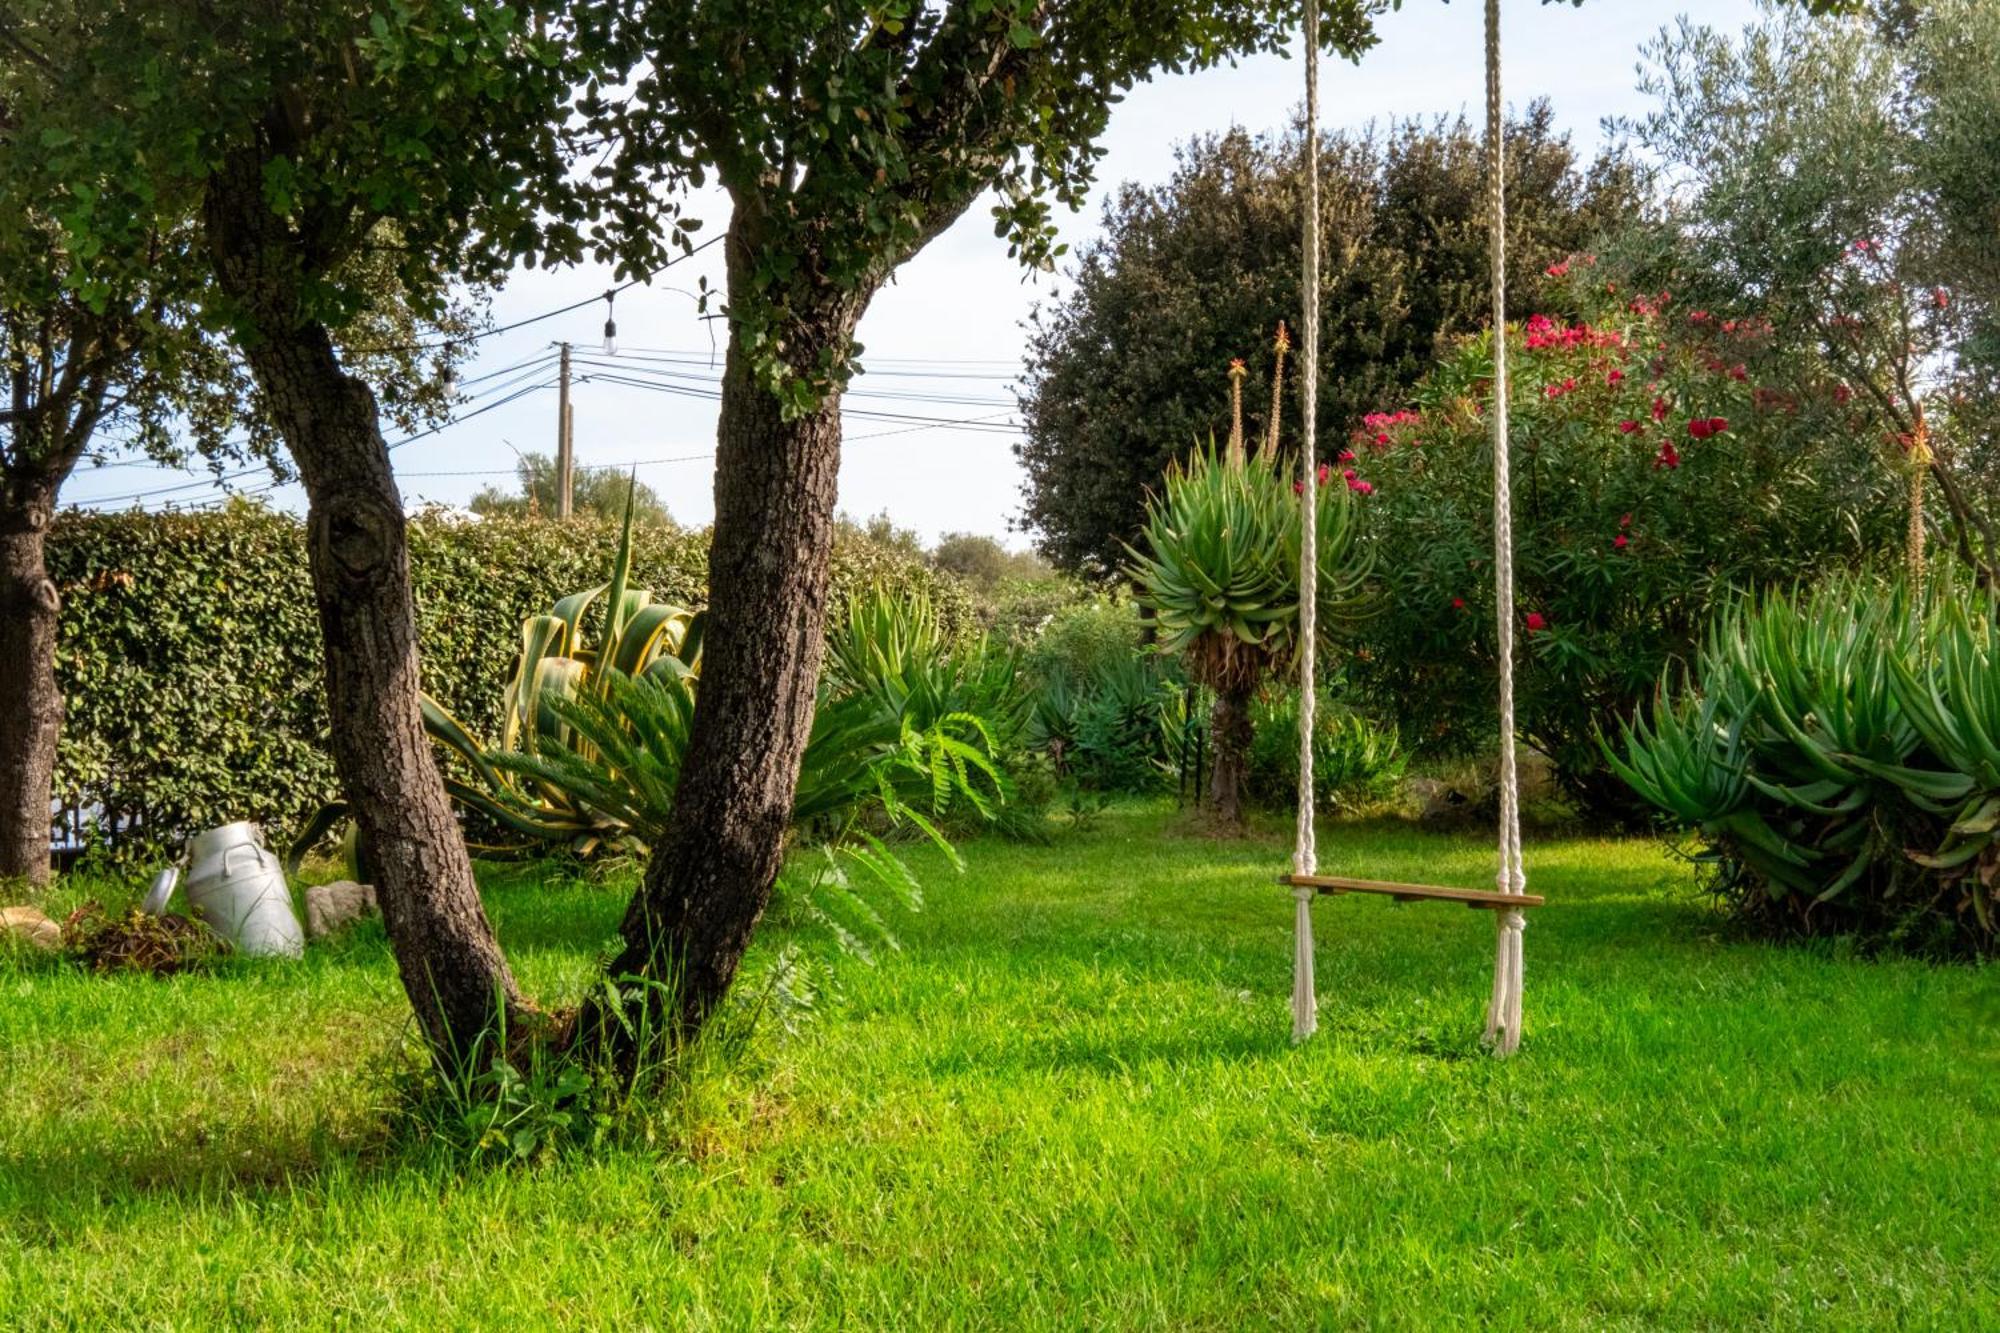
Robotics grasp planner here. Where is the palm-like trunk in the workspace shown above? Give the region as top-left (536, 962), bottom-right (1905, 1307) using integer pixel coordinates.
top-left (1207, 681), bottom-right (1255, 828)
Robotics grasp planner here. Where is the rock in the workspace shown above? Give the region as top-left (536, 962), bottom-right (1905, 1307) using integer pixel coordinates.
top-left (1, 905), bottom-right (62, 951)
top-left (304, 881), bottom-right (379, 940)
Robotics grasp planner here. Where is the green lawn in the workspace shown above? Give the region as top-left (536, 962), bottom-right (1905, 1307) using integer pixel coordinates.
top-left (2, 806), bottom-right (1993, 1329)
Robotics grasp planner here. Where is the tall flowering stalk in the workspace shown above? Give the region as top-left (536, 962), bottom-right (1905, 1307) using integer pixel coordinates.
top-left (1260, 321), bottom-right (1291, 464)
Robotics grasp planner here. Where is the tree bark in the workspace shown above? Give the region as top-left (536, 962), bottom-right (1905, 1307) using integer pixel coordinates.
top-left (203, 155), bottom-right (528, 1062)
top-left (597, 223), bottom-right (869, 1042)
top-left (1207, 682), bottom-right (1254, 829)
top-left (0, 475), bottom-right (60, 888)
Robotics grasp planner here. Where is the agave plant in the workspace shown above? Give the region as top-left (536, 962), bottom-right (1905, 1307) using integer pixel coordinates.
top-left (1126, 440), bottom-right (1369, 825)
top-left (290, 480), bottom-right (704, 870)
top-left (421, 492), bottom-right (705, 857)
top-left (494, 661), bottom-right (1004, 959)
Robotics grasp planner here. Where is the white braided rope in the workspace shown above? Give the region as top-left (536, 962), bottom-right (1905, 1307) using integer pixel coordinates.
top-left (1482, 0), bottom-right (1528, 1057)
top-left (1291, 0), bottom-right (1323, 1045)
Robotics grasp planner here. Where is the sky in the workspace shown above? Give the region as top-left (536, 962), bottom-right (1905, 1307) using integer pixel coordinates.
top-left (66, 1), bottom-right (1767, 544)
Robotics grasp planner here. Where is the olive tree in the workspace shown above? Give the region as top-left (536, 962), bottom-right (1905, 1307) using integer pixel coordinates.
top-left (0, 8), bottom-right (459, 888)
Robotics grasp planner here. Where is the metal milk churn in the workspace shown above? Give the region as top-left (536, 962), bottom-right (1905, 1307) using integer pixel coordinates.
top-left (184, 822), bottom-right (304, 958)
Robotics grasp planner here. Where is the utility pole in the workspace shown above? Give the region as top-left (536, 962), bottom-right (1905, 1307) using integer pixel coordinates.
top-left (555, 342), bottom-right (574, 520)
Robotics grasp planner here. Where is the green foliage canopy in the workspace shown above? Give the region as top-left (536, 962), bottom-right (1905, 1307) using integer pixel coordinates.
top-left (1016, 108), bottom-right (1640, 574)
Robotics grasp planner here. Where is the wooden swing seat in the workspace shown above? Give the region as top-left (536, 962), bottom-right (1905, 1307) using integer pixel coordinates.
top-left (1279, 873), bottom-right (1545, 911)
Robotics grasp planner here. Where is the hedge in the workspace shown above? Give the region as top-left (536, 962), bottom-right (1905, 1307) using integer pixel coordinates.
top-left (45, 502), bottom-right (973, 860)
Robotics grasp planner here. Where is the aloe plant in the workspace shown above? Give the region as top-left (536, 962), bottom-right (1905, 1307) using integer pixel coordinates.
top-left (1611, 574), bottom-right (1996, 951)
top-left (1126, 441), bottom-right (1369, 825)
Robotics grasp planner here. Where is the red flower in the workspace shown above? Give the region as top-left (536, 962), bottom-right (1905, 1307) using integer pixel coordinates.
top-left (1728, 364), bottom-right (1747, 382)
top-left (1707, 416), bottom-right (1729, 436)
top-left (1652, 395), bottom-right (1670, 423)
top-left (1613, 533), bottom-right (1629, 550)
top-left (1617, 419), bottom-right (1641, 435)
top-left (1688, 418), bottom-right (1712, 440)
top-left (1350, 480), bottom-right (1374, 496)
top-left (1337, 449), bottom-right (1356, 463)
top-left (1317, 462), bottom-right (1332, 486)
top-left (1935, 287), bottom-right (1950, 310)
top-left (1452, 597), bottom-right (1468, 611)
top-left (1655, 441), bottom-right (1682, 470)
top-left (1619, 512), bottom-right (1633, 528)
top-left (1607, 369), bottom-right (1625, 386)
top-left (1546, 260), bottom-right (1571, 278)
top-left (1833, 383), bottom-right (1853, 406)
top-left (1525, 612), bottom-right (1548, 633)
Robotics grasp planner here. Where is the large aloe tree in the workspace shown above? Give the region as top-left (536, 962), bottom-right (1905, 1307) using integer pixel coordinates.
top-left (1128, 442), bottom-right (1368, 826)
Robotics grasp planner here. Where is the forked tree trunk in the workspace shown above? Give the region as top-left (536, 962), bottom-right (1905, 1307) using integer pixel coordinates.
top-left (1207, 682), bottom-right (1255, 829)
top-left (596, 229), bottom-right (869, 1043)
top-left (204, 157), bottom-right (527, 1061)
top-left (0, 475), bottom-right (61, 888)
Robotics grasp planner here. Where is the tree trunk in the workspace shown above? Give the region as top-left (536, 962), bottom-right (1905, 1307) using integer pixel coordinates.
top-left (0, 476), bottom-right (60, 888)
top-left (597, 231), bottom-right (868, 1043)
top-left (1207, 682), bottom-right (1254, 829)
top-left (204, 159), bottom-right (527, 1062)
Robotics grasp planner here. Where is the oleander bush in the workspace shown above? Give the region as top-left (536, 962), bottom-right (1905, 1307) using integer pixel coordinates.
top-left (44, 501), bottom-right (974, 861)
top-left (1610, 575), bottom-right (1997, 956)
top-left (1343, 265), bottom-right (1908, 821)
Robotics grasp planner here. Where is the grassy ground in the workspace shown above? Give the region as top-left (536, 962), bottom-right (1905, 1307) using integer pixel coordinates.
top-left (2, 805), bottom-right (1993, 1329)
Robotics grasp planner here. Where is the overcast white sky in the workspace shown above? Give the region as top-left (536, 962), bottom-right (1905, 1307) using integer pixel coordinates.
top-left (68, 1), bottom-right (1766, 543)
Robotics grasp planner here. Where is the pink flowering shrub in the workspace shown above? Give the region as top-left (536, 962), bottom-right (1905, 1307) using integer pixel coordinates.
top-left (1342, 264), bottom-right (1907, 819)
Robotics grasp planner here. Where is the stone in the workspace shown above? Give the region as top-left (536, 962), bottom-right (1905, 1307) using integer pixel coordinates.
top-left (304, 881), bottom-right (379, 940)
top-left (1, 905), bottom-right (62, 951)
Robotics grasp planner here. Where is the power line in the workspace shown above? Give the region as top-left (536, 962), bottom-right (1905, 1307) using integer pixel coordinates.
top-left (343, 235), bottom-right (726, 356)
top-left (396, 410), bottom-right (1023, 481)
top-left (564, 355), bottom-right (1014, 408)
top-left (71, 379), bottom-right (558, 508)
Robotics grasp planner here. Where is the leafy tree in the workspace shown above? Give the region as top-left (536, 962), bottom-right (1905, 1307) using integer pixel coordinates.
top-left (1016, 106), bottom-right (1641, 575)
top-left (930, 531), bottom-right (1049, 589)
top-left (566, 0), bottom-right (1397, 1048)
top-left (23, 0), bottom-right (591, 1056)
top-left (1611, 0), bottom-right (2000, 582)
top-left (36, 0), bottom-right (1400, 1062)
top-left (469, 454), bottom-right (676, 527)
top-left (0, 8), bottom-right (462, 888)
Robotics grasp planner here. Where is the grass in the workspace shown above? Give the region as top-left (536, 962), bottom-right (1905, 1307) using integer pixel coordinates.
top-left (1, 804), bottom-right (1994, 1329)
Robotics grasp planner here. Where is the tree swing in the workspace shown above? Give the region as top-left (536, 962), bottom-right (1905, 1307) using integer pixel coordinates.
top-left (1282, 0), bottom-right (1543, 1055)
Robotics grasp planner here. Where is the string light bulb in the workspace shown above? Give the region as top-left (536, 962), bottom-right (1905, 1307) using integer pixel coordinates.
top-left (602, 290), bottom-right (618, 356)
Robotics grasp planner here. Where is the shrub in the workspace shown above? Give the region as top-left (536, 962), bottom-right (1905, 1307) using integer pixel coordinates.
top-left (1610, 575), bottom-right (1995, 956)
top-left (1028, 654), bottom-right (1183, 795)
top-left (1346, 267), bottom-right (1907, 820)
top-left (45, 503), bottom-right (973, 861)
top-left (1246, 691), bottom-right (1406, 815)
top-left (1020, 594), bottom-right (1147, 691)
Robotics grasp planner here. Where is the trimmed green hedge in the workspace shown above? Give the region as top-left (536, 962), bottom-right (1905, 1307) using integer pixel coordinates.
top-left (46, 503), bottom-right (973, 860)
